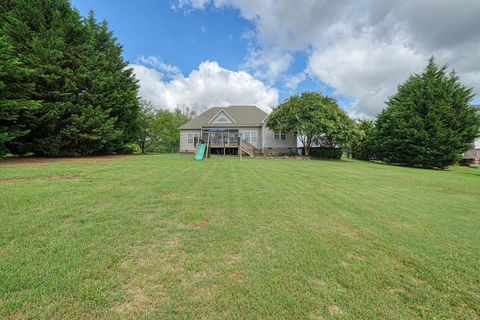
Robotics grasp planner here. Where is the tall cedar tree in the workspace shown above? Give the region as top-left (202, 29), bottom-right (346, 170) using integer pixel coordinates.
top-left (0, 0), bottom-right (139, 156)
top-left (0, 36), bottom-right (38, 156)
top-left (375, 58), bottom-right (480, 169)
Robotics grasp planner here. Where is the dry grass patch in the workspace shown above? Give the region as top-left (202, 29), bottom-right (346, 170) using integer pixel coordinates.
top-left (231, 271), bottom-right (246, 282)
top-left (1, 174), bottom-right (83, 184)
top-left (328, 304), bottom-right (344, 316)
top-left (0, 154), bottom-right (128, 167)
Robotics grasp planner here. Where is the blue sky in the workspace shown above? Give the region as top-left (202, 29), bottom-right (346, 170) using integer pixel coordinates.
top-left (71, 0), bottom-right (331, 104)
top-left (71, 0), bottom-right (480, 116)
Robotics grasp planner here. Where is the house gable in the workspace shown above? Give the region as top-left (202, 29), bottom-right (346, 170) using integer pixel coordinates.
top-left (208, 109), bottom-right (236, 125)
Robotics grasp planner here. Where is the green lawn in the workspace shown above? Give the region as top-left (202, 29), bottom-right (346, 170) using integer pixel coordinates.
top-left (1, 154), bottom-right (479, 319)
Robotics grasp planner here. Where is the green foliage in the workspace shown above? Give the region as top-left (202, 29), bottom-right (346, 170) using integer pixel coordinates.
top-left (136, 102), bottom-right (191, 153)
top-left (352, 119), bottom-right (375, 160)
top-left (0, 36), bottom-right (38, 156)
top-left (267, 92), bottom-right (355, 156)
top-left (0, 0), bottom-right (139, 156)
top-left (309, 147), bottom-right (342, 159)
top-left (375, 58), bottom-right (480, 169)
top-left (136, 100), bottom-right (157, 154)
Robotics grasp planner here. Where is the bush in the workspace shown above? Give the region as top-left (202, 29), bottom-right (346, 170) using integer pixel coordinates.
top-left (119, 143), bottom-right (138, 154)
top-left (309, 147), bottom-right (342, 159)
top-left (288, 149), bottom-right (298, 157)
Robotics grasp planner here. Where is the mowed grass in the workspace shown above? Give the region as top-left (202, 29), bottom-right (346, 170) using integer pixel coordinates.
top-left (0, 154), bottom-right (479, 319)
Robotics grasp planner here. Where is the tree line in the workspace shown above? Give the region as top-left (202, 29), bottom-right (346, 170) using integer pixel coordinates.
top-left (267, 58), bottom-right (480, 169)
top-left (1, 1), bottom-right (479, 168)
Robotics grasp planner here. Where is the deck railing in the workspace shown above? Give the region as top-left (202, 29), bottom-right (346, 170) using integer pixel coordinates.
top-left (239, 138), bottom-right (256, 157)
top-left (463, 148), bottom-right (480, 159)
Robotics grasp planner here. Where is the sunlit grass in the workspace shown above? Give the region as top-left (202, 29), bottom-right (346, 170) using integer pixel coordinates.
top-left (1, 154), bottom-right (479, 319)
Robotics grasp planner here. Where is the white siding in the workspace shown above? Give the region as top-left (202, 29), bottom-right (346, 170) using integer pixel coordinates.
top-left (210, 111), bottom-right (234, 124)
top-left (475, 138), bottom-right (480, 149)
top-left (179, 130), bottom-right (201, 152)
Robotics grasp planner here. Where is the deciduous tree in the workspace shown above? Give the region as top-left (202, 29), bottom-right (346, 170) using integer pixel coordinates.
top-left (267, 92), bottom-right (355, 156)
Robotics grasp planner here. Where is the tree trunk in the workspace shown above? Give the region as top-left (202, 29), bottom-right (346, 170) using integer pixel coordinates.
top-left (304, 145), bottom-right (310, 157)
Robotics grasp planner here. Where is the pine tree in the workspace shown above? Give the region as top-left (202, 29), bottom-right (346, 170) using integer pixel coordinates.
top-left (0, 36), bottom-right (38, 156)
top-left (0, 0), bottom-right (140, 156)
top-left (83, 12), bottom-right (140, 154)
top-left (375, 57), bottom-right (480, 169)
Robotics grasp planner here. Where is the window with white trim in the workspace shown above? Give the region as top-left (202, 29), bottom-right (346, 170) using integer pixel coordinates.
top-left (240, 131), bottom-right (257, 143)
top-left (274, 130), bottom-right (287, 140)
top-left (187, 132), bottom-right (199, 144)
top-left (217, 117), bottom-right (227, 123)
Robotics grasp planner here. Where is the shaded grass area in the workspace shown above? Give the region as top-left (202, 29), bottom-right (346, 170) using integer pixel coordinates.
top-left (0, 154), bottom-right (479, 319)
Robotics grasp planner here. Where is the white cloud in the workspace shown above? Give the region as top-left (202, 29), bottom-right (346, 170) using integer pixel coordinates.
top-left (178, 0), bottom-right (480, 117)
top-left (308, 31), bottom-right (425, 117)
top-left (135, 56), bottom-right (181, 79)
top-left (283, 72), bottom-right (307, 91)
top-left (242, 48), bottom-right (293, 83)
top-left (130, 60), bottom-right (278, 112)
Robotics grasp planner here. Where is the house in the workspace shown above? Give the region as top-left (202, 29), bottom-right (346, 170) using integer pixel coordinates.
top-left (462, 138), bottom-right (480, 164)
top-left (178, 105), bottom-right (297, 156)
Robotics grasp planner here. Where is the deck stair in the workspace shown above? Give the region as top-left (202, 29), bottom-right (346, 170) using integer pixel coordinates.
top-left (239, 138), bottom-right (256, 157)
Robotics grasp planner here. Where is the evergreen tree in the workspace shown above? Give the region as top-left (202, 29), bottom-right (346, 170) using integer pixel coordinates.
top-left (375, 58), bottom-right (480, 169)
top-left (83, 12), bottom-right (140, 153)
top-left (0, 36), bottom-right (38, 156)
top-left (0, 0), bottom-right (140, 156)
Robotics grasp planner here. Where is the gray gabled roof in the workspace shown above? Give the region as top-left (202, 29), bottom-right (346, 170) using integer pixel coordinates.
top-left (179, 106), bottom-right (269, 130)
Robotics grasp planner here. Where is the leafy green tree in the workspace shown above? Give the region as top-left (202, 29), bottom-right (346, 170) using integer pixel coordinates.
top-left (0, 36), bottom-right (38, 156)
top-left (352, 119), bottom-right (375, 160)
top-left (267, 92), bottom-right (355, 156)
top-left (136, 102), bottom-right (191, 154)
top-left (150, 108), bottom-right (190, 153)
top-left (136, 100), bottom-right (157, 154)
top-left (375, 58), bottom-right (480, 169)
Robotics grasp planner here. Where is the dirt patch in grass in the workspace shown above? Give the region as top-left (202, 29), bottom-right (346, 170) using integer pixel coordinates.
top-left (158, 192), bottom-right (181, 200)
top-left (165, 237), bottom-right (181, 246)
top-left (181, 219), bottom-right (210, 229)
top-left (114, 287), bottom-right (154, 317)
top-left (226, 254), bottom-right (241, 265)
top-left (231, 271), bottom-right (246, 282)
top-left (328, 304), bottom-right (344, 316)
top-left (191, 284), bottom-right (218, 300)
top-left (389, 288), bottom-right (406, 295)
top-left (336, 224), bottom-right (361, 238)
top-left (1, 175), bottom-right (83, 184)
top-left (0, 154), bottom-right (129, 167)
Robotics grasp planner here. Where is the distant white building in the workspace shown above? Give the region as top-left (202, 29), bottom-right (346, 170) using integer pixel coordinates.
top-left (463, 138), bottom-right (480, 164)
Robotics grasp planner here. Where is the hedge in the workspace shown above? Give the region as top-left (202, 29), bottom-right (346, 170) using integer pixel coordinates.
top-left (309, 147), bottom-right (342, 159)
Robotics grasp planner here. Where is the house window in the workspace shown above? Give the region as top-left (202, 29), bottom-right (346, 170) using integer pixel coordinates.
top-left (240, 131), bottom-right (257, 143)
top-left (187, 133), bottom-right (199, 144)
top-left (217, 117), bottom-right (227, 123)
top-left (274, 130), bottom-right (287, 140)
top-left (251, 131), bottom-right (257, 143)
